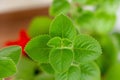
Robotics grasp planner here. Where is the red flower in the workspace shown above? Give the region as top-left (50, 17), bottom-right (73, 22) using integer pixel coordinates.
top-left (5, 29), bottom-right (30, 56)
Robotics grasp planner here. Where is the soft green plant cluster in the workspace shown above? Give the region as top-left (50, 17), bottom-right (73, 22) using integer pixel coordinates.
top-left (50, 0), bottom-right (119, 34)
top-left (0, 46), bottom-right (21, 80)
top-left (25, 14), bottom-right (102, 80)
top-left (50, 0), bottom-right (120, 77)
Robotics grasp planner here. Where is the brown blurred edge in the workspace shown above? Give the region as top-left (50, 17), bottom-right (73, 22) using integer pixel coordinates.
top-left (0, 7), bottom-right (49, 23)
top-left (0, 6), bottom-right (49, 48)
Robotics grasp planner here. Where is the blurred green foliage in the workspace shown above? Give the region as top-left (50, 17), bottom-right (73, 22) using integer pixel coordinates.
top-left (14, 56), bottom-right (39, 80)
top-left (105, 62), bottom-right (120, 80)
top-left (28, 16), bottom-right (51, 38)
top-left (14, 56), bottom-right (54, 80)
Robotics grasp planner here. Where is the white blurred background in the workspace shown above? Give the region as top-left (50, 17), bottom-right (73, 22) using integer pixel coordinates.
top-left (0, 0), bottom-right (52, 13)
top-left (116, 7), bottom-right (120, 30)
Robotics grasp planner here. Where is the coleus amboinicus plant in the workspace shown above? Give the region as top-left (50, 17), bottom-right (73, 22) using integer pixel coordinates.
top-left (0, 46), bottom-right (21, 80)
top-left (25, 14), bottom-right (102, 80)
top-left (50, 0), bottom-right (120, 76)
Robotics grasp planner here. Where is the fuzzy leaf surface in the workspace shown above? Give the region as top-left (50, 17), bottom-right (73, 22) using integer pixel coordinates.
top-left (25, 35), bottom-right (51, 63)
top-left (50, 49), bottom-right (73, 72)
top-left (74, 34), bottom-right (102, 63)
top-left (50, 14), bottom-right (76, 41)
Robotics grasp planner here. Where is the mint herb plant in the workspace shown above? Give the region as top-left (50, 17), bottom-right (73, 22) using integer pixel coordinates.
top-left (25, 14), bottom-right (102, 80)
top-left (50, 0), bottom-right (120, 77)
top-left (0, 46), bottom-right (21, 80)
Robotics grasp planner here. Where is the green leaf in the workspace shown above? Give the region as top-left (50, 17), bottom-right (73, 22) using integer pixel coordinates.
top-left (47, 37), bottom-right (72, 48)
top-left (67, 66), bottom-right (81, 80)
top-left (40, 63), bottom-right (55, 74)
top-left (49, 0), bottom-right (70, 16)
top-left (94, 11), bottom-right (116, 34)
top-left (80, 62), bottom-right (100, 80)
top-left (28, 16), bottom-right (51, 37)
top-left (62, 39), bottom-right (72, 47)
top-left (50, 49), bottom-right (73, 72)
top-left (49, 14), bottom-right (77, 41)
top-left (0, 46), bottom-right (21, 64)
top-left (0, 57), bottom-right (16, 78)
top-left (47, 37), bottom-right (61, 48)
top-left (55, 66), bottom-right (81, 80)
top-left (25, 35), bottom-right (51, 63)
top-left (74, 34), bottom-right (102, 63)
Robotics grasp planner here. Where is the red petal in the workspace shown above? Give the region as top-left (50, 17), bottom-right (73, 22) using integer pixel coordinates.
top-left (4, 29), bottom-right (30, 56)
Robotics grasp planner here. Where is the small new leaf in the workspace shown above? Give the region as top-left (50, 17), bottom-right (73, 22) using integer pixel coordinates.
top-left (25, 35), bottom-right (51, 63)
top-left (50, 49), bottom-right (73, 72)
top-left (50, 14), bottom-right (77, 41)
top-left (62, 39), bottom-right (72, 47)
top-left (74, 34), bottom-right (102, 63)
top-left (47, 37), bottom-right (61, 48)
top-left (47, 37), bottom-right (72, 48)
top-left (0, 57), bottom-right (16, 78)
